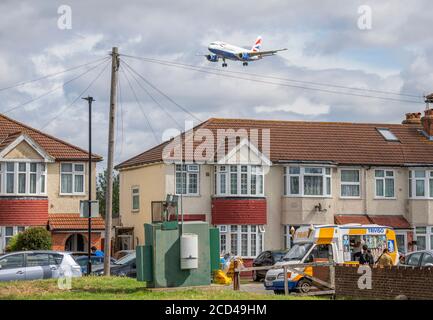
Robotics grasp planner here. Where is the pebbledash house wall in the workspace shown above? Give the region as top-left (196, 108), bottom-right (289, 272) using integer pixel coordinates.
top-left (120, 162), bottom-right (426, 253)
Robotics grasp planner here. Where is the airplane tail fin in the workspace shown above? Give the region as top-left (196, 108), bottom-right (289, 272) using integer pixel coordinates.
top-left (251, 36), bottom-right (262, 52)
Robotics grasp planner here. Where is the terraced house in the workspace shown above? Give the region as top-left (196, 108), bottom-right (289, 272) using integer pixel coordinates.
top-left (0, 114), bottom-right (104, 253)
top-left (116, 107), bottom-right (433, 264)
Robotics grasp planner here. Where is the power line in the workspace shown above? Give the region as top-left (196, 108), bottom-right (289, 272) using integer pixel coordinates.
top-left (121, 53), bottom-right (422, 99)
top-left (121, 59), bottom-right (203, 122)
top-left (40, 60), bottom-right (110, 130)
top-left (121, 61), bottom-right (184, 130)
top-left (3, 58), bottom-right (110, 114)
top-left (121, 54), bottom-right (423, 105)
top-left (120, 64), bottom-right (159, 144)
top-left (0, 56), bottom-right (109, 93)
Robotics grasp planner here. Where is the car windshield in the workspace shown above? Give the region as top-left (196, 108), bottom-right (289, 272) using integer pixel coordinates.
top-left (283, 243), bottom-right (313, 261)
top-left (272, 252), bottom-right (287, 262)
top-left (115, 252), bottom-right (136, 265)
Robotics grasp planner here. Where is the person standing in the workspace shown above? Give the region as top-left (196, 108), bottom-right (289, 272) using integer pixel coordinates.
top-left (359, 245), bottom-right (374, 265)
top-left (91, 246), bottom-right (104, 257)
top-left (377, 248), bottom-right (393, 267)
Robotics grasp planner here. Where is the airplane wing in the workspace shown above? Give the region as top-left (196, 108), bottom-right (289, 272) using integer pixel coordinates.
top-left (248, 48), bottom-right (288, 57)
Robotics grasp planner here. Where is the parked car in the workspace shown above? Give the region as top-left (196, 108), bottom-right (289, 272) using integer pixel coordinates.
top-left (0, 251), bottom-right (82, 282)
top-left (399, 250), bottom-right (433, 267)
top-left (252, 250), bottom-right (288, 281)
top-left (113, 250), bottom-right (134, 260)
top-left (93, 252), bottom-right (136, 278)
top-left (73, 255), bottom-right (117, 274)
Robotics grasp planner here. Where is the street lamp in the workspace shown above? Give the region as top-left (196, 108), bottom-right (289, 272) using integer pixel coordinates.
top-left (82, 96), bottom-right (95, 275)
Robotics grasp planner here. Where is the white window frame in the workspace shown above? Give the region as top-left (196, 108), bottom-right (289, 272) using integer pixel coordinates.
top-left (131, 186), bottom-right (140, 213)
top-left (215, 165), bottom-right (264, 197)
top-left (414, 226), bottom-right (433, 251)
top-left (0, 226), bottom-right (27, 254)
top-left (340, 168), bottom-right (361, 199)
top-left (175, 164), bottom-right (200, 196)
top-left (284, 166), bottom-right (332, 197)
top-left (60, 162), bottom-right (85, 195)
top-left (217, 224), bottom-right (265, 258)
top-left (374, 169), bottom-right (395, 199)
top-left (408, 169), bottom-right (433, 199)
top-left (0, 161), bottom-right (47, 196)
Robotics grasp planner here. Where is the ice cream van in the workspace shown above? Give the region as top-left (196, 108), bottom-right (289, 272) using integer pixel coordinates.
top-left (264, 224), bottom-right (399, 294)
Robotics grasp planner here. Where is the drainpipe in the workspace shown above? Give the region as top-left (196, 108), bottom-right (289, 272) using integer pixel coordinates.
top-left (363, 166), bottom-right (369, 216)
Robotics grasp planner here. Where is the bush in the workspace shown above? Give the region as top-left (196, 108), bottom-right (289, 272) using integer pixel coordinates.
top-left (7, 227), bottom-right (52, 251)
top-left (4, 234), bottom-right (19, 252)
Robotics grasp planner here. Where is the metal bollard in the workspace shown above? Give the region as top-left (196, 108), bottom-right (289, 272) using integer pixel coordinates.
top-left (233, 260), bottom-right (240, 291)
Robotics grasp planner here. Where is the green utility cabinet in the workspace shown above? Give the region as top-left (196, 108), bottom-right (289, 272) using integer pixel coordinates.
top-left (137, 221), bottom-right (219, 288)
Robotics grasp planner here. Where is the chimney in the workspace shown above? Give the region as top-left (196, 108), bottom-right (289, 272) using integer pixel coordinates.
top-left (402, 112), bottom-right (421, 124)
top-left (421, 93), bottom-right (433, 137)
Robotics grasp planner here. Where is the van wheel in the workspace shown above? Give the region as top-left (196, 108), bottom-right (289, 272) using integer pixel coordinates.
top-left (297, 279), bottom-right (312, 293)
top-left (273, 290), bottom-right (284, 295)
top-left (252, 271), bottom-right (259, 282)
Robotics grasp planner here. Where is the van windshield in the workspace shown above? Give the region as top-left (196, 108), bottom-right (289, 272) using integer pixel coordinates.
top-left (283, 243), bottom-right (313, 261)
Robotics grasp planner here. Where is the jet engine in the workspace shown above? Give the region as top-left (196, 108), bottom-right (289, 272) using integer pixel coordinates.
top-left (206, 54), bottom-right (219, 62)
top-left (239, 52), bottom-right (250, 60)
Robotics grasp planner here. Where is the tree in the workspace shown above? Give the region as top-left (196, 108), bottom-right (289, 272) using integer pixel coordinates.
top-left (96, 169), bottom-right (119, 218)
top-left (6, 227), bottom-right (52, 252)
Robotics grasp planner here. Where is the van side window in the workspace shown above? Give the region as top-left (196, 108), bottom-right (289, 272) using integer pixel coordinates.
top-left (306, 244), bottom-right (333, 262)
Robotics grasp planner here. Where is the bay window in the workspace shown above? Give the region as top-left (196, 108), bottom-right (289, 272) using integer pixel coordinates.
top-left (375, 169), bottom-right (395, 198)
top-left (60, 163), bottom-right (85, 195)
top-left (284, 166), bottom-right (332, 197)
top-left (340, 169), bottom-right (360, 198)
top-left (175, 164), bottom-right (199, 196)
top-left (215, 165), bottom-right (264, 196)
top-left (409, 169), bottom-right (433, 199)
top-left (0, 162), bottom-right (47, 195)
top-left (218, 225), bottom-right (264, 257)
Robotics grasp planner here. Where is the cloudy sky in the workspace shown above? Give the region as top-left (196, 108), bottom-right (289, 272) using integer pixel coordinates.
top-left (0, 0), bottom-right (432, 170)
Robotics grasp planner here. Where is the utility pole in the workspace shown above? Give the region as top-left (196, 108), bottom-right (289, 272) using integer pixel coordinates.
top-left (82, 96), bottom-right (95, 275)
top-left (104, 47), bottom-right (119, 275)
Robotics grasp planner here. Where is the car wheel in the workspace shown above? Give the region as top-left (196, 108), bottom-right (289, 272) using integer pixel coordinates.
top-left (297, 279), bottom-right (312, 293)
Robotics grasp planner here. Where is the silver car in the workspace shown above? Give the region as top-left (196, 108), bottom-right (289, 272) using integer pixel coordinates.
top-left (400, 250), bottom-right (433, 267)
top-left (0, 250), bottom-right (82, 281)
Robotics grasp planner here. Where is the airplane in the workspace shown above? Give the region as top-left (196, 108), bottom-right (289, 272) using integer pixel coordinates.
top-left (204, 36), bottom-right (287, 67)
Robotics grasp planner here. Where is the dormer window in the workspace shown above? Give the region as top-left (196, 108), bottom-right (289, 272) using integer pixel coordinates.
top-left (377, 128), bottom-right (399, 141)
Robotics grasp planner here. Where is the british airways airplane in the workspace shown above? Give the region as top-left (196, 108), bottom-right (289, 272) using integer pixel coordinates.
top-left (205, 36), bottom-right (287, 67)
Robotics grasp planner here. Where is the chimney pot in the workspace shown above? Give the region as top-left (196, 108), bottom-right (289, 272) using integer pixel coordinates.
top-left (402, 112), bottom-right (421, 124)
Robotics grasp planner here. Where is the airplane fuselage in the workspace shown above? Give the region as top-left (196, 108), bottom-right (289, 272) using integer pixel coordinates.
top-left (208, 41), bottom-right (260, 62)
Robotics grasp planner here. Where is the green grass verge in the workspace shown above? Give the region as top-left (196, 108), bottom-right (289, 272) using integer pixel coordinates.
top-left (0, 276), bottom-right (325, 300)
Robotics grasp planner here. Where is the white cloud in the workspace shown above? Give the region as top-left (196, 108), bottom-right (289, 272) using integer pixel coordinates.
top-left (255, 97), bottom-right (330, 116)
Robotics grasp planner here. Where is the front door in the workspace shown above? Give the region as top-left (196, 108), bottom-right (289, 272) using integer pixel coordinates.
top-left (0, 253), bottom-right (25, 281)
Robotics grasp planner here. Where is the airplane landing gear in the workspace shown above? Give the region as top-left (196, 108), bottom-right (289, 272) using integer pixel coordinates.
top-left (242, 62), bottom-right (248, 66)
top-left (222, 63), bottom-right (228, 67)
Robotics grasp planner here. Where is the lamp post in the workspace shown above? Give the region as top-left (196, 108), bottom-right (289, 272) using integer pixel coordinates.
top-left (82, 96), bottom-right (95, 275)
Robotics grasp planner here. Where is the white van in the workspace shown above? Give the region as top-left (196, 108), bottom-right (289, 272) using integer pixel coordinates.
top-left (264, 224), bottom-right (399, 293)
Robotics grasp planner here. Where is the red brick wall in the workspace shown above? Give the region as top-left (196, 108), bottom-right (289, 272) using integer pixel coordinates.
top-left (335, 264), bottom-right (433, 300)
top-left (211, 198), bottom-right (266, 225)
top-left (51, 232), bottom-right (102, 251)
top-left (0, 198), bottom-right (48, 226)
